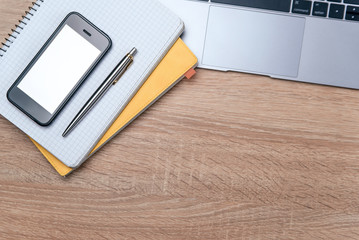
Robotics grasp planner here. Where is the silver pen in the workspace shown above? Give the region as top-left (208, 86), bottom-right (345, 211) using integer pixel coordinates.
top-left (62, 47), bottom-right (137, 137)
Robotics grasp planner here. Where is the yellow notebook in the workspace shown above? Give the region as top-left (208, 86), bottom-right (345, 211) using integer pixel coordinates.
top-left (30, 39), bottom-right (197, 176)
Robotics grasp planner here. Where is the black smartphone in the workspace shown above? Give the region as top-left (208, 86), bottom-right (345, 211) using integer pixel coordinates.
top-left (7, 12), bottom-right (112, 126)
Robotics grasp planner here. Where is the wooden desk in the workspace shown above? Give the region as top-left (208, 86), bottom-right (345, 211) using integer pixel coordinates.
top-left (1, 1), bottom-right (359, 239)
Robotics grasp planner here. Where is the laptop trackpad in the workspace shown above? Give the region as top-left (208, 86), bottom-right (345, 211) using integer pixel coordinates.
top-left (203, 6), bottom-right (306, 77)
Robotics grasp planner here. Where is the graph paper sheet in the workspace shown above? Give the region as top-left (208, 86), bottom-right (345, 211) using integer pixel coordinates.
top-left (0, 0), bottom-right (183, 168)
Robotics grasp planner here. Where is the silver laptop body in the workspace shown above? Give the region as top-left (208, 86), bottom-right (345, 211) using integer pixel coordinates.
top-left (159, 0), bottom-right (359, 89)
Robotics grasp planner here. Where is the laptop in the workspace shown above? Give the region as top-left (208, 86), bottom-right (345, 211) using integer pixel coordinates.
top-left (159, 0), bottom-right (359, 89)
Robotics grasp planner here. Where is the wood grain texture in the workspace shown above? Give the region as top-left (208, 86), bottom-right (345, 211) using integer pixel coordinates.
top-left (1, 1), bottom-right (359, 239)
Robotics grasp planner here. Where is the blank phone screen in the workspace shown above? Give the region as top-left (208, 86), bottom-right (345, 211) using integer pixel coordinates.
top-left (18, 24), bottom-right (101, 114)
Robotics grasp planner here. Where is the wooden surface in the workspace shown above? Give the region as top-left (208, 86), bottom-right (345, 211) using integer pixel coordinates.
top-left (1, 1), bottom-right (359, 239)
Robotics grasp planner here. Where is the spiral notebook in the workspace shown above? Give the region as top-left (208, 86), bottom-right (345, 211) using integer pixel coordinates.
top-left (0, 0), bottom-right (184, 168)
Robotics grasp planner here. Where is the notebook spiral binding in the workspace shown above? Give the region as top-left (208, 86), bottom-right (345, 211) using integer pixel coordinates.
top-left (0, 0), bottom-right (44, 57)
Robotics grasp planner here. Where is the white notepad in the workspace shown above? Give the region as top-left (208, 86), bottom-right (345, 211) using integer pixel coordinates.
top-left (0, 0), bottom-right (183, 168)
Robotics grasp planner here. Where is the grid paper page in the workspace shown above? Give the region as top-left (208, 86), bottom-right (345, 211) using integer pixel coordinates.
top-left (0, 0), bottom-right (183, 168)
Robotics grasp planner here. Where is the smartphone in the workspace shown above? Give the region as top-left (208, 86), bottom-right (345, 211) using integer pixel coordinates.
top-left (7, 12), bottom-right (112, 126)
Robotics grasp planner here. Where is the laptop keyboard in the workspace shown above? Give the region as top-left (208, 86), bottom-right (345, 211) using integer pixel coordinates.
top-left (193, 0), bottom-right (359, 21)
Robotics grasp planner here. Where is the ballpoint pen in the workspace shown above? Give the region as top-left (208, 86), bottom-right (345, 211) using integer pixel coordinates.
top-left (62, 47), bottom-right (137, 137)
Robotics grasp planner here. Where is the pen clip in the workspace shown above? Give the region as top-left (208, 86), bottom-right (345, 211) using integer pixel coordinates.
top-left (113, 60), bottom-right (133, 85)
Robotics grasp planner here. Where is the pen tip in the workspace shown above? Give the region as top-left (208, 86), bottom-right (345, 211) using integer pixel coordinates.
top-left (62, 130), bottom-right (69, 138)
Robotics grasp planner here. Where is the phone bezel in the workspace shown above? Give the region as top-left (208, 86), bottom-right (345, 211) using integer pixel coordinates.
top-left (7, 12), bottom-right (112, 126)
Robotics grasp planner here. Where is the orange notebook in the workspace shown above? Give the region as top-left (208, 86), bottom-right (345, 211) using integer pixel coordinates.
top-left (30, 38), bottom-right (197, 176)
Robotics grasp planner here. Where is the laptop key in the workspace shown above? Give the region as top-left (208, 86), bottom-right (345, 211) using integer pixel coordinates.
top-left (347, 5), bottom-right (359, 13)
top-left (344, 0), bottom-right (359, 5)
top-left (346, 5), bottom-right (359, 20)
top-left (329, 4), bottom-right (345, 19)
top-left (211, 0), bottom-right (292, 13)
top-left (312, 2), bottom-right (328, 17)
top-left (346, 13), bottom-right (359, 20)
top-left (292, 0), bottom-right (312, 15)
